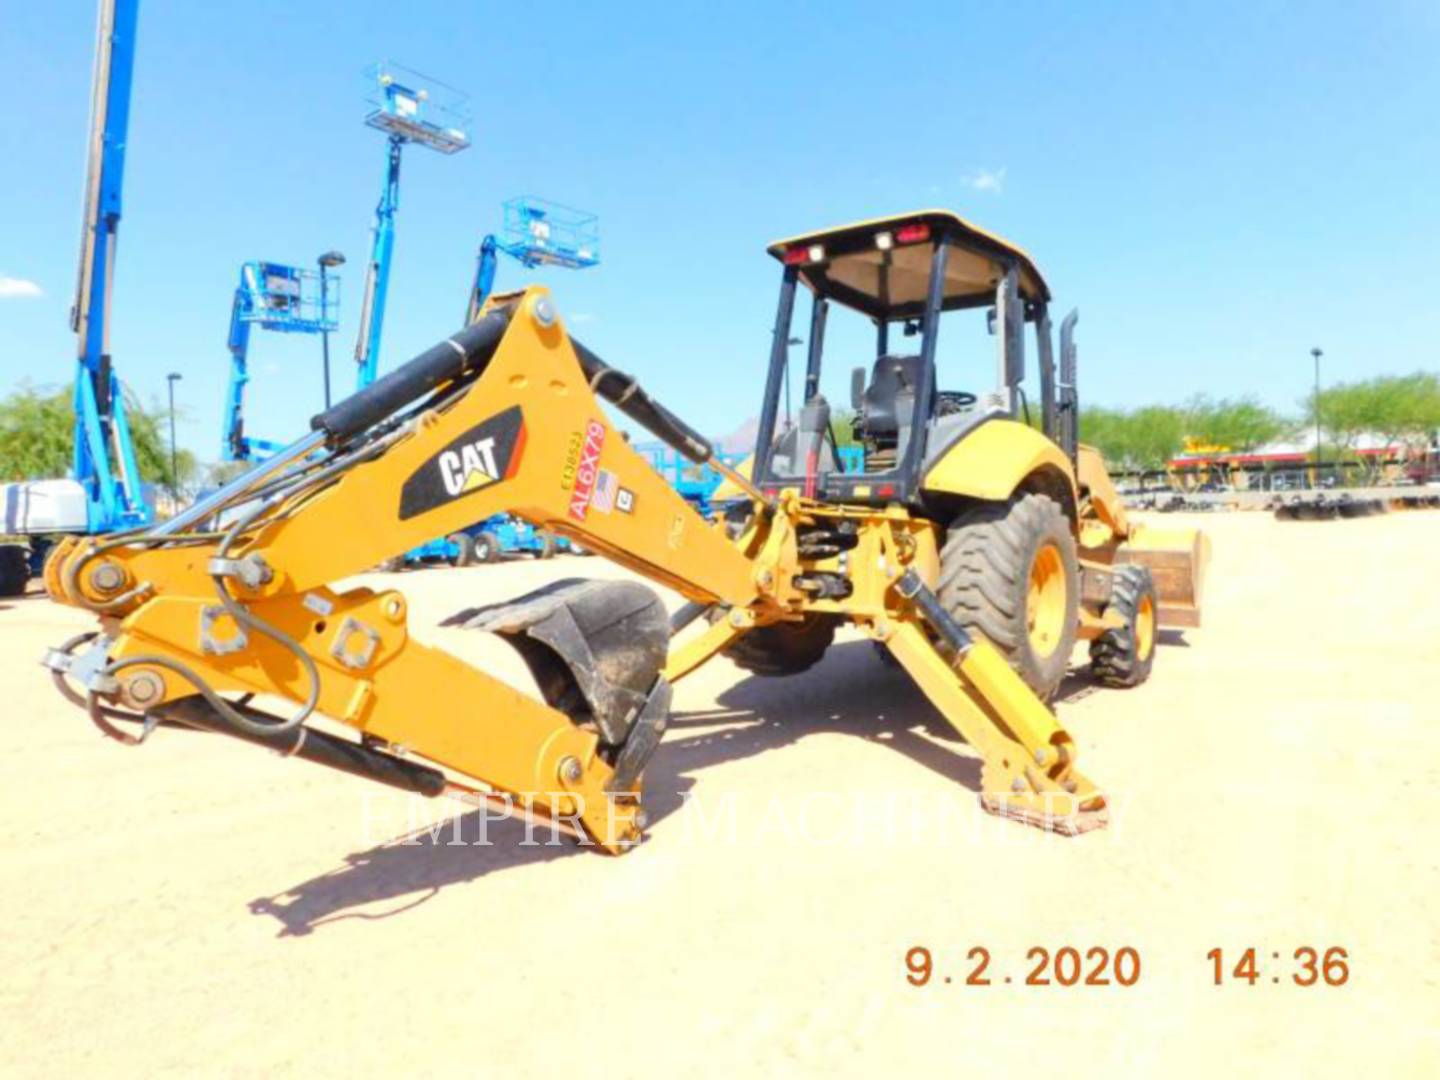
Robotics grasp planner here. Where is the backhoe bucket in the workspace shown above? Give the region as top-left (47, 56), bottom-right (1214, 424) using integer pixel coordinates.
top-left (1116, 525), bottom-right (1210, 629)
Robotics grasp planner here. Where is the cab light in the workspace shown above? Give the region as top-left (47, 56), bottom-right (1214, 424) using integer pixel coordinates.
top-left (783, 243), bottom-right (826, 265)
top-left (895, 223), bottom-right (930, 244)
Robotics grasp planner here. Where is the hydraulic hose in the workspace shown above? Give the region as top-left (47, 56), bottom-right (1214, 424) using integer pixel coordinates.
top-left (311, 309), bottom-right (513, 442)
top-left (571, 340), bottom-right (713, 464)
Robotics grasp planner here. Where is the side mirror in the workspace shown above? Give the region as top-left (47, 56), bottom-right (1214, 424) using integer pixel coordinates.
top-left (986, 307), bottom-right (997, 335)
top-left (850, 366), bottom-right (866, 411)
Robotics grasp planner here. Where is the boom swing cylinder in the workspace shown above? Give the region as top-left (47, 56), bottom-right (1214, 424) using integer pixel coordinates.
top-left (42, 286), bottom-right (1108, 849)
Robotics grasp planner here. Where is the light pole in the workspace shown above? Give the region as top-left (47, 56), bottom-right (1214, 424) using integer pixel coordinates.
top-left (166, 372), bottom-right (183, 505)
top-left (1311, 346), bottom-right (1323, 485)
top-left (318, 250), bottom-right (346, 409)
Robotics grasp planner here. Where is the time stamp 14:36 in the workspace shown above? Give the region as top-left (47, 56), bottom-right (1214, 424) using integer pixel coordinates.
top-left (903, 946), bottom-right (1351, 988)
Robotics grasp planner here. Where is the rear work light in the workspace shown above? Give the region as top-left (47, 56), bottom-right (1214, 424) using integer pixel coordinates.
top-left (783, 243), bottom-right (826, 265)
top-left (894, 222), bottom-right (931, 244)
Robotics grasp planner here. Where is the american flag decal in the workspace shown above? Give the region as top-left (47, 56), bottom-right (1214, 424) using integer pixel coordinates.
top-left (590, 468), bottom-right (619, 513)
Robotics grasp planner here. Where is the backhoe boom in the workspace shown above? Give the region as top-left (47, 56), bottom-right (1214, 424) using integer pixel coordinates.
top-left (43, 286), bottom-right (1107, 849)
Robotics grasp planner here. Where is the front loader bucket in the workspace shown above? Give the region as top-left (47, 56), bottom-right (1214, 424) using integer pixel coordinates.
top-left (1116, 525), bottom-right (1210, 629)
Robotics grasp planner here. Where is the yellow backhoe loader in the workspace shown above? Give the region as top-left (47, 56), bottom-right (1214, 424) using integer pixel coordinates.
top-left (717, 211), bottom-right (1206, 698)
top-left (41, 211), bottom-right (1206, 850)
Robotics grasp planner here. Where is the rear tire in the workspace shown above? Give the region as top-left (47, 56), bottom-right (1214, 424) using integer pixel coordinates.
top-left (0, 545), bottom-right (29, 597)
top-left (719, 613), bottom-right (836, 676)
top-left (938, 492), bottom-right (1079, 701)
top-left (1089, 564), bottom-right (1157, 688)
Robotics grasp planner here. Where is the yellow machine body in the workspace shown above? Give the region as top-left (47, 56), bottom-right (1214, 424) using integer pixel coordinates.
top-left (43, 287), bottom-right (1115, 849)
top-left (718, 423), bottom-right (1208, 634)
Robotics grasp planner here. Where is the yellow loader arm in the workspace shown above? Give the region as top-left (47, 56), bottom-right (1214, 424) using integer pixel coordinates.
top-left (43, 287), bottom-right (1106, 850)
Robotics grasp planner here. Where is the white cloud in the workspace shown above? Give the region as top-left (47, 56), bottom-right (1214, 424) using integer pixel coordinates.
top-left (963, 167), bottom-right (1007, 194)
top-left (0, 274), bottom-right (44, 299)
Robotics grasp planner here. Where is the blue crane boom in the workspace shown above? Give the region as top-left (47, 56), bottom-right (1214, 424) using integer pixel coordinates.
top-left (69, 0), bottom-right (149, 532)
top-left (466, 234), bottom-right (499, 324)
top-left (352, 137), bottom-right (402, 389)
top-left (0, 0), bottom-right (148, 595)
top-left (222, 267), bottom-right (259, 461)
top-left (353, 64), bottom-right (471, 390)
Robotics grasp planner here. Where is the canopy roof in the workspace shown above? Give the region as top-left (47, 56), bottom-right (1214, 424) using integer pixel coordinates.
top-left (766, 209), bottom-right (1049, 319)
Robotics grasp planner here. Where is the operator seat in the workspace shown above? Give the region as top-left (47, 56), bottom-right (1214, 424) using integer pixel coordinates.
top-left (859, 354), bottom-right (929, 445)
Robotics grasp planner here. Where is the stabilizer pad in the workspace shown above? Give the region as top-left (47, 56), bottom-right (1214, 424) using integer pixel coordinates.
top-left (445, 578), bottom-right (669, 746)
top-left (979, 793), bottom-right (1110, 836)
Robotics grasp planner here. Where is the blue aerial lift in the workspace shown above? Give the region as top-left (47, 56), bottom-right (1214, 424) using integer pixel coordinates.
top-left (464, 198), bottom-right (601, 322)
top-left (353, 63), bottom-right (471, 391)
top-left (221, 261), bottom-right (340, 461)
top-left (634, 445), bottom-right (864, 520)
top-left (1, 0), bottom-right (149, 595)
top-left (390, 199), bottom-right (600, 568)
top-left (632, 443), bottom-right (749, 518)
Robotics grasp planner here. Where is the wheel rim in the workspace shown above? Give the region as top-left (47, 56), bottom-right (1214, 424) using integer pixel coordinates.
top-left (1136, 594), bottom-right (1156, 660)
top-left (1026, 542), bottom-right (1068, 658)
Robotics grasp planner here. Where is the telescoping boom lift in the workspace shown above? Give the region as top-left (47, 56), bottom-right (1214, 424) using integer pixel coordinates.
top-left (221, 261), bottom-right (340, 461)
top-left (352, 63), bottom-right (470, 391)
top-left (465, 197), bottom-right (600, 320)
top-left (41, 211), bottom-right (1207, 854)
top-left (0, 0), bottom-right (149, 597)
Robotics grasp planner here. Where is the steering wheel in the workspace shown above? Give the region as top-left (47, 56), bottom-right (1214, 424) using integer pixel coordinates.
top-left (935, 390), bottom-right (978, 415)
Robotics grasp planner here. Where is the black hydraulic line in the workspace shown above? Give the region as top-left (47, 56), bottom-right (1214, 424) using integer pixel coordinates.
top-left (570, 340), bottom-right (714, 464)
top-left (159, 697), bottom-right (448, 798)
top-left (312, 308), bottom-right (514, 442)
top-left (668, 600), bottom-right (712, 635)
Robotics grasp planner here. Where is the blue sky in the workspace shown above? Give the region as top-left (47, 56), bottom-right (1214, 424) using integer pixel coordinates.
top-left (2, 0), bottom-right (1437, 463)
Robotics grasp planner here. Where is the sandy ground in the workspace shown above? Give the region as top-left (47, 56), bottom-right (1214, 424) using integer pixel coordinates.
top-left (2, 511), bottom-right (1437, 1078)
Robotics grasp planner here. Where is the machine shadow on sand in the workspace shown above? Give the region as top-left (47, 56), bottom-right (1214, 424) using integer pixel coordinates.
top-left (248, 637), bottom-right (1181, 936)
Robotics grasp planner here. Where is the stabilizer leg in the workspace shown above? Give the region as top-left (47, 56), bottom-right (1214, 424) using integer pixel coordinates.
top-left (881, 571), bottom-right (1108, 835)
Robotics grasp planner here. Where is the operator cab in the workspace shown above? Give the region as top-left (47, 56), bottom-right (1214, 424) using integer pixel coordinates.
top-left (752, 210), bottom-right (1064, 507)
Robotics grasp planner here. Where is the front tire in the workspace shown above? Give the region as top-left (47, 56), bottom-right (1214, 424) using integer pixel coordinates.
top-left (1089, 564), bottom-right (1157, 688)
top-left (938, 492), bottom-right (1079, 701)
top-left (719, 613), bottom-right (836, 676)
